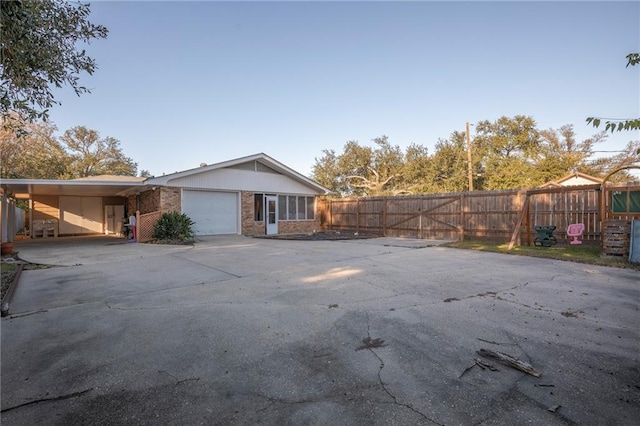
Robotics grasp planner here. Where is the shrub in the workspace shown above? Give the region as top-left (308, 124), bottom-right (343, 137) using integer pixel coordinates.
top-left (153, 212), bottom-right (195, 243)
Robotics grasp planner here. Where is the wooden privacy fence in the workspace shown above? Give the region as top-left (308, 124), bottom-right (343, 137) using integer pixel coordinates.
top-left (317, 184), bottom-right (611, 243)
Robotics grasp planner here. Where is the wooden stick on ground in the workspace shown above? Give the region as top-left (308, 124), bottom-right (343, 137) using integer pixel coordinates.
top-left (477, 348), bottom-right (541, 377)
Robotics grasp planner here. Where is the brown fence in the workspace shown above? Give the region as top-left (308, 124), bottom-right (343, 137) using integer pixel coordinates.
top-left (318, 184), bottom-right (640, 244)
top-left (138, 210), bottom-right (161, 242)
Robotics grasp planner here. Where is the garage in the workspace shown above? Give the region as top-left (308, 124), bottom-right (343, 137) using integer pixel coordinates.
top-left (182, 190), bottom-right (239, 235)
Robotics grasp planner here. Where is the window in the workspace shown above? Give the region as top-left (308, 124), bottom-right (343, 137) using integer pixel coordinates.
top-left (306, 197), bottom-right (315, 220)
top-left (254, 194), bottom-right (264, 221)
top-left (288, 196), bottom-right (297, 220)
top-left (275, 195), bottom-right (316, 221)
top-left (612, 190), bottom-right (640, 213)
top-left (297, 196), bottom-right (306, 219)
top-left (278, 195), bottom-right (287, 220)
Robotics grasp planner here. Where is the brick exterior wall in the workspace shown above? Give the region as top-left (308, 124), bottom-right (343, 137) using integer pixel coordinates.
top-left (139, 189), bottom-right (160, 214)
top-left (127, 195), bottom-right (136, 216)
top-left (241, 191), bottom-right (266, 236)
top-left (160, 187), bottom-right (181, 213)
top-left (240, 191), bottom-right (321, 236)
top-left (278, 219), bottom-right (320, 234)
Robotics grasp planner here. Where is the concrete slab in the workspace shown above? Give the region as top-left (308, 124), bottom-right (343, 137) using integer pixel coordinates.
top-left (2, 236), bottom-right (639, 425)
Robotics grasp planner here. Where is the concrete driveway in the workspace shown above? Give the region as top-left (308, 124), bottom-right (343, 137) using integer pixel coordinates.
top-left (2, 236), bottom-right (639, 425)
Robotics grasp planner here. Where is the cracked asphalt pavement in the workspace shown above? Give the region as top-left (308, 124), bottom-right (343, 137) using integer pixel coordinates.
top-left (2, 235), bottom-right (639, 425)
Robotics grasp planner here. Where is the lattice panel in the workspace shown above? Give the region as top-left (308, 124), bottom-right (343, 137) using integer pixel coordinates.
top-left (138, 211), bottom-right (162, 242)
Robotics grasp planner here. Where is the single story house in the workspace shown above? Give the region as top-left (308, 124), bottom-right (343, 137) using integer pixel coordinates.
top-left (0, 153), bottom-right (331, 242)
top-left (540, 171), bottom-right (603, 188)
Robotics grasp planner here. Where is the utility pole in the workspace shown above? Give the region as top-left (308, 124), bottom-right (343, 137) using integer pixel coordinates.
top-left (466, 122), bottom-right (473, 192)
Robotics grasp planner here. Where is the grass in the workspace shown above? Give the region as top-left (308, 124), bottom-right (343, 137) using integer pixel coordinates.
top-left (1, 263), bottom-right (19, 300)
top-left (442, 240), bottom-right (640, 271)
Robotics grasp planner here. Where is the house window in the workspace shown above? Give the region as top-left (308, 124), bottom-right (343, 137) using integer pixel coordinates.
top-left (275, 195), bottom-right (316, 221)
top-left (278, 195), bottom-right (287, 221)
top-left (306, 197), bottom-right (315, 220)
top-left (611, 190), bottom-right (640, 213)
top-left (254, 194), bottom-right (264, 221)
top-left (288, 196), bottom-right (297, 220)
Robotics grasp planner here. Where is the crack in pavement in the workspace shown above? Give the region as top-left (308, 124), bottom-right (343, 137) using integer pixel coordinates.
top-left (362, 311), bottom-right (444, 426)
top-left (1, 388), bottom-right (93, 413)
top-left (168, 255), bottom-right (242, 278)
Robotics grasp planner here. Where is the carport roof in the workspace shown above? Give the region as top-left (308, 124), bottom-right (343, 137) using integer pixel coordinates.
top-left (0, 177), bottom-right (146, 198)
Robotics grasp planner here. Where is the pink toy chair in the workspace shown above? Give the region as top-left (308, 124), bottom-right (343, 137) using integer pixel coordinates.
top-left (566, 223), bottom-right (585, 245)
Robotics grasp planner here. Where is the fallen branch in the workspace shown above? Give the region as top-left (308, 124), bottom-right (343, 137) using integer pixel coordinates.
top-left (458, 358), bottom-right (500, 378)
top-left (477, 348), bottom-right (541, 377)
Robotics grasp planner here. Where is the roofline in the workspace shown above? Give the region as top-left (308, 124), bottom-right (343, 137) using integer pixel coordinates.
top-left (0, 178), bottom-right (147, 187)
top-left (145, 153), bottom-right (332, 194)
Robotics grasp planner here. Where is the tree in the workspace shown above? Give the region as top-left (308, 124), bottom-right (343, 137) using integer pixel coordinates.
top-left (311, 149), bottom-right (344, 195)
top-left (473, 115), bottom-right (541, 189)
top-left (586, 53), bottom-right (640, 134)
top-left (311, 137), bottom-right (410, 197)
top-left (60, 126), bottom-right (137, 178)
top-left (0, 0), bottom-right (108, 123)
top-left (0, 115), bottom-right (68, 178)
top-left (535, 125), bottom-right (605, 183)
top-left (427, 134), bottom-right (469, 193)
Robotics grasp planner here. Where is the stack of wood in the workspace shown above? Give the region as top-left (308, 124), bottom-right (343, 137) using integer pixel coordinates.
top-left (603, 219), bottom-right (631, 257)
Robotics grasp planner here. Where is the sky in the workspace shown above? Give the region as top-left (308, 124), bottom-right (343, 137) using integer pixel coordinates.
top-left (47, 0), bottom-right (640, 178)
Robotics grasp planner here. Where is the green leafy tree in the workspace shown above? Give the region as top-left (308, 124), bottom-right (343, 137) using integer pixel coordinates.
top-left (473, 115), bottom-right (541, 189)
top-left (312, 136), bottom-right (409, 196)
top-left (347, 136), bottom-right (405, 196)
top-left (429, 134), bottom-right (472, 193)
top-left (0, 0), bottom-right (108, 123)
top-left (311, 149), bottom-right (343, 195)
top-left (401, 143), bottom-right (433, 194)
top-left (0, 115), bottom-right (68, 178)
top-left (61, 126), bottom-right (138, 177)
top-left (586, 53), bottom-right (640, 134)
top-left (535, 125), bottom-right (604, 183)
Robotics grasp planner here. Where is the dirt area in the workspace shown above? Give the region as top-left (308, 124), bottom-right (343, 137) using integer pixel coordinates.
top-left (256, 230), bottom-right (382, 240)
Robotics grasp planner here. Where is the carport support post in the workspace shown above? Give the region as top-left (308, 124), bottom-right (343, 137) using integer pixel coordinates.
top-left (1, 194), bottom-right (8, 243)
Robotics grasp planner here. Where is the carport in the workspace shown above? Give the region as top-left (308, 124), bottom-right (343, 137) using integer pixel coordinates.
top-left (0, 176), bottom-right (146, 243)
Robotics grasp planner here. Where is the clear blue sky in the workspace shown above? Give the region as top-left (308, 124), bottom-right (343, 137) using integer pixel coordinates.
top-left (48, 0), bottom-right (640, 178)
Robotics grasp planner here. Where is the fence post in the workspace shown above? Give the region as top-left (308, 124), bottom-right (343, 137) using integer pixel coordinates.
top-left (356, 198), bottom-right (360, 233)
top-left (459, 193), bottom-right (465, 241)
top-left (382, 198), bottom-right (387, 236)
top-left (330, 200), bottom-right (333, 230)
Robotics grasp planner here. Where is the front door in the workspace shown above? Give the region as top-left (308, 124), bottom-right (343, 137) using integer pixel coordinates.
top-left (265, 195), bottom-right (278, 235)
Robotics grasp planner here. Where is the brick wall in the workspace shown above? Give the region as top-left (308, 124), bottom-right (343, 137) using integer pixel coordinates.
top-left (278, 219), bottom-right (320, 234)
top-left (139, 189), bottom-right (160, 214)
top-left (241, 191), bottom-right (266, 236)
top-left (240, 191), bottom-right (321, 236)
top-left (160, 187), bottom-right (181, 213)
top-left (127, 195), bottom-right (136, 215)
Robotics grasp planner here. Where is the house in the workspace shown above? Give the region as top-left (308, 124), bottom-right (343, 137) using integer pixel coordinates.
top-left (0, 153), bottom-right (331, 242)
top-left (540, 171), bottom-right (603, 188)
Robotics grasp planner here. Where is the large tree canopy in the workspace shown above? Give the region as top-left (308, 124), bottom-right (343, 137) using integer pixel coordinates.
top-left (312, 116), bottom-right (637, 197)
top-left (61, 126), bottom-right (138, 178)
top-left (0, 0), bottom-right (108, 123)
top-left (0, 117), bottom-right (138, 179)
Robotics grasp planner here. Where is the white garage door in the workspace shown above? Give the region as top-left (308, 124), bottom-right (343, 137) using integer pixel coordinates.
top-left (182, 190), bottom-right (239, 235)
